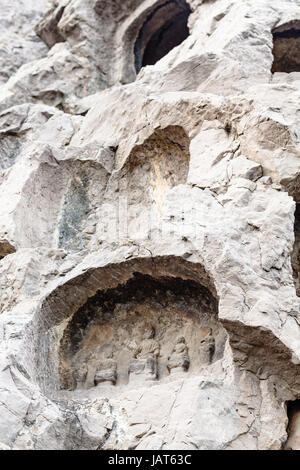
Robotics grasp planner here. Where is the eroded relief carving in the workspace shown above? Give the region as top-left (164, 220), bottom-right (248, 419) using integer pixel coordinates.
top-left (60, 275), bottom-right (226, 393)
top-left (129, 322), bottom-right (160, 382)
top-left (167, 336), bottom-right (190, 374)
top-left (199, 328), bottom-right (215, 365)
top-left (69, 321), bottom-right (220, 392)
top-left (94, 348), bottom-right (117, 386)
top-left (74, 363), bottom-right (88, 389)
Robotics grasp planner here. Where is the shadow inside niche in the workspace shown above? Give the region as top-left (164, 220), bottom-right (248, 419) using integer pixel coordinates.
top-left (291, 204), bottom-right (300, 296)
top-left (134, 0), bottom-right (191, 73)
top-left (285, 400), bottom-right (300, 450)
top-left (271, 22), bottom-right (300, 73)
top-left (59, 273), bottom-right (225, 392)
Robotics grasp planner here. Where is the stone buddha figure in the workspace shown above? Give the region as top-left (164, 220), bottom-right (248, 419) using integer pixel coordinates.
top-left (167, 336), bottom-right (190, 374)
top-left (94, 347), bottom-right (117, 386)
top-left (74, 363), bottom-right (88, 389)
top-left (129, 322), bottom-right (160, 381)
top-left (199, 328), bottom-right (215, 365)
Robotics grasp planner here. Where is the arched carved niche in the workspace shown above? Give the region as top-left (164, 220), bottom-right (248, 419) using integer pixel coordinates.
top-left (108, 125), bottom-right (190, 239)
top-left (134, 0), bottom-right (191, 73)
top-left (30, 256), bottom-right (223, 396)
top-left (116, 0), bottom-right (191, 84)
top-left (59, 272), bottom-right (226, 391)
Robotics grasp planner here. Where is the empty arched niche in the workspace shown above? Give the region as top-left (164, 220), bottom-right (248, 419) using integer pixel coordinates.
top-left (271, 21), bottom-right (300, 73)
top-left (134, 0), bottom-right (191, 73)
top-left (105, 125), bottom-right (190, 240)
top-left (31, 257), bottom-right (227, 395)
top-left (121, 125), bottom-right (190, 207)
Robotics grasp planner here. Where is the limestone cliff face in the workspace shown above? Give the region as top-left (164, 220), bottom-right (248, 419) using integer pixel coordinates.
top-left (0, 0), bottom-right (300, 450)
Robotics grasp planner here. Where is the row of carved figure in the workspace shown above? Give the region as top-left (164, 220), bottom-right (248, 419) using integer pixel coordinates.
top-left (74, 322), bottom-right (216, 388)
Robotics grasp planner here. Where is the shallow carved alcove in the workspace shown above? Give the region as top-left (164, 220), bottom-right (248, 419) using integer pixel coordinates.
top-left (105, 125), bottom-right (190, 240)
top-left (134, 0), bottom-right (191, 73)
top-left (58, 272), bottom-right (226, 394)
top-left (122, 125), bottom-right (190, 206)
top-left (271, 21), bottom-right (300, 73)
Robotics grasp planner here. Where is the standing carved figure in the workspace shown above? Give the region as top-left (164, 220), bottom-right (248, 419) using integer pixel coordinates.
top-left (74, 363), bottom-right (88, 389)
top-left (199, 328), bottom-right (215, 365)
top-left (129, 322), bottom-right (160, 381)
top-left (167, 336), bottom-right (190, 374)
top-left (94, 349), bottom-right (117, 386)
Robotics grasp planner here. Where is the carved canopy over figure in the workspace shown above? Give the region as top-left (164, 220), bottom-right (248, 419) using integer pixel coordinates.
top-left (167, 336), bottom-right (190, 374)
top-left (129, 322), bottom-right (160, 381)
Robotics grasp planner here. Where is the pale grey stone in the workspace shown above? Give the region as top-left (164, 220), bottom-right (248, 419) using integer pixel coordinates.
top-left (0, 0), bottom-right (300, 452)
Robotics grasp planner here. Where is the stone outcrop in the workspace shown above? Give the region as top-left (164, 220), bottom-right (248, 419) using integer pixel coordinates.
top-left (0, 0), bottom-right (300, 450)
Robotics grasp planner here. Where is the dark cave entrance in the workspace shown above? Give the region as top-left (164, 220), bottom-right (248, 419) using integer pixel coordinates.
top-left (285, 400), bottom-right (300, 450)
top-left (134, 0), bottom-right (191, 73)
top-left (271, 22), bottom-right (300, 73)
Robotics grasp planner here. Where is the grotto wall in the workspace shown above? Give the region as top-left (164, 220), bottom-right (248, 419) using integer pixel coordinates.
top-left (0, 0), bottom-right (300, 450)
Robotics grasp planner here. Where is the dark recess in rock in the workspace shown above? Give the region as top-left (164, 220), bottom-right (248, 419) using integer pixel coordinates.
top-left (285, 400), bottom-right (300, 450)
top-left (134, 0), bottom-right (191, 73)
top-left (292, 204), bottom-right (300, 297)
top-left (61, 272), bottom-right (217, 359)
top-left (272, 23), bottom-right (300, 73)
top-left (0, 240), bottom-right (16, 260)
top-left (58, 271), bottom-right (222, 391)
top-left (35, 5), bottom-right (66, 49)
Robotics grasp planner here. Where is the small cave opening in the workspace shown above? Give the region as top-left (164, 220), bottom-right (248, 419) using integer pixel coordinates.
top-left (285, 400), bottom-right (300, 450)
top-left (291, 204), bottom-right (300, 296)
top-left (134, 0), bottom-right (191, 73)
top-left (271, 22), bottom-right (300, 73)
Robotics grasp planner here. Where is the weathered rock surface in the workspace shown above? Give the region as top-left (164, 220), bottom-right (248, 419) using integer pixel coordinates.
top-left (0, 0), bottom-right (300, 450)
top-left (0, 0), bottom-right (51, 86)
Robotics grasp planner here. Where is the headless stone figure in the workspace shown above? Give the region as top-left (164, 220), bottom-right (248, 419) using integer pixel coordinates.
top-left (74, 363), bottom-right (88, 389)
top-left (129, 322), bottom-right (160, 381)
top-left (199, 328), bottom-right (215, 365)
top-left (285, 404), bottom-right (300, 450)
top-left (167, 336), bottom-right (190, 374)
top-left (94, 349), bottom-right (117, 386)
